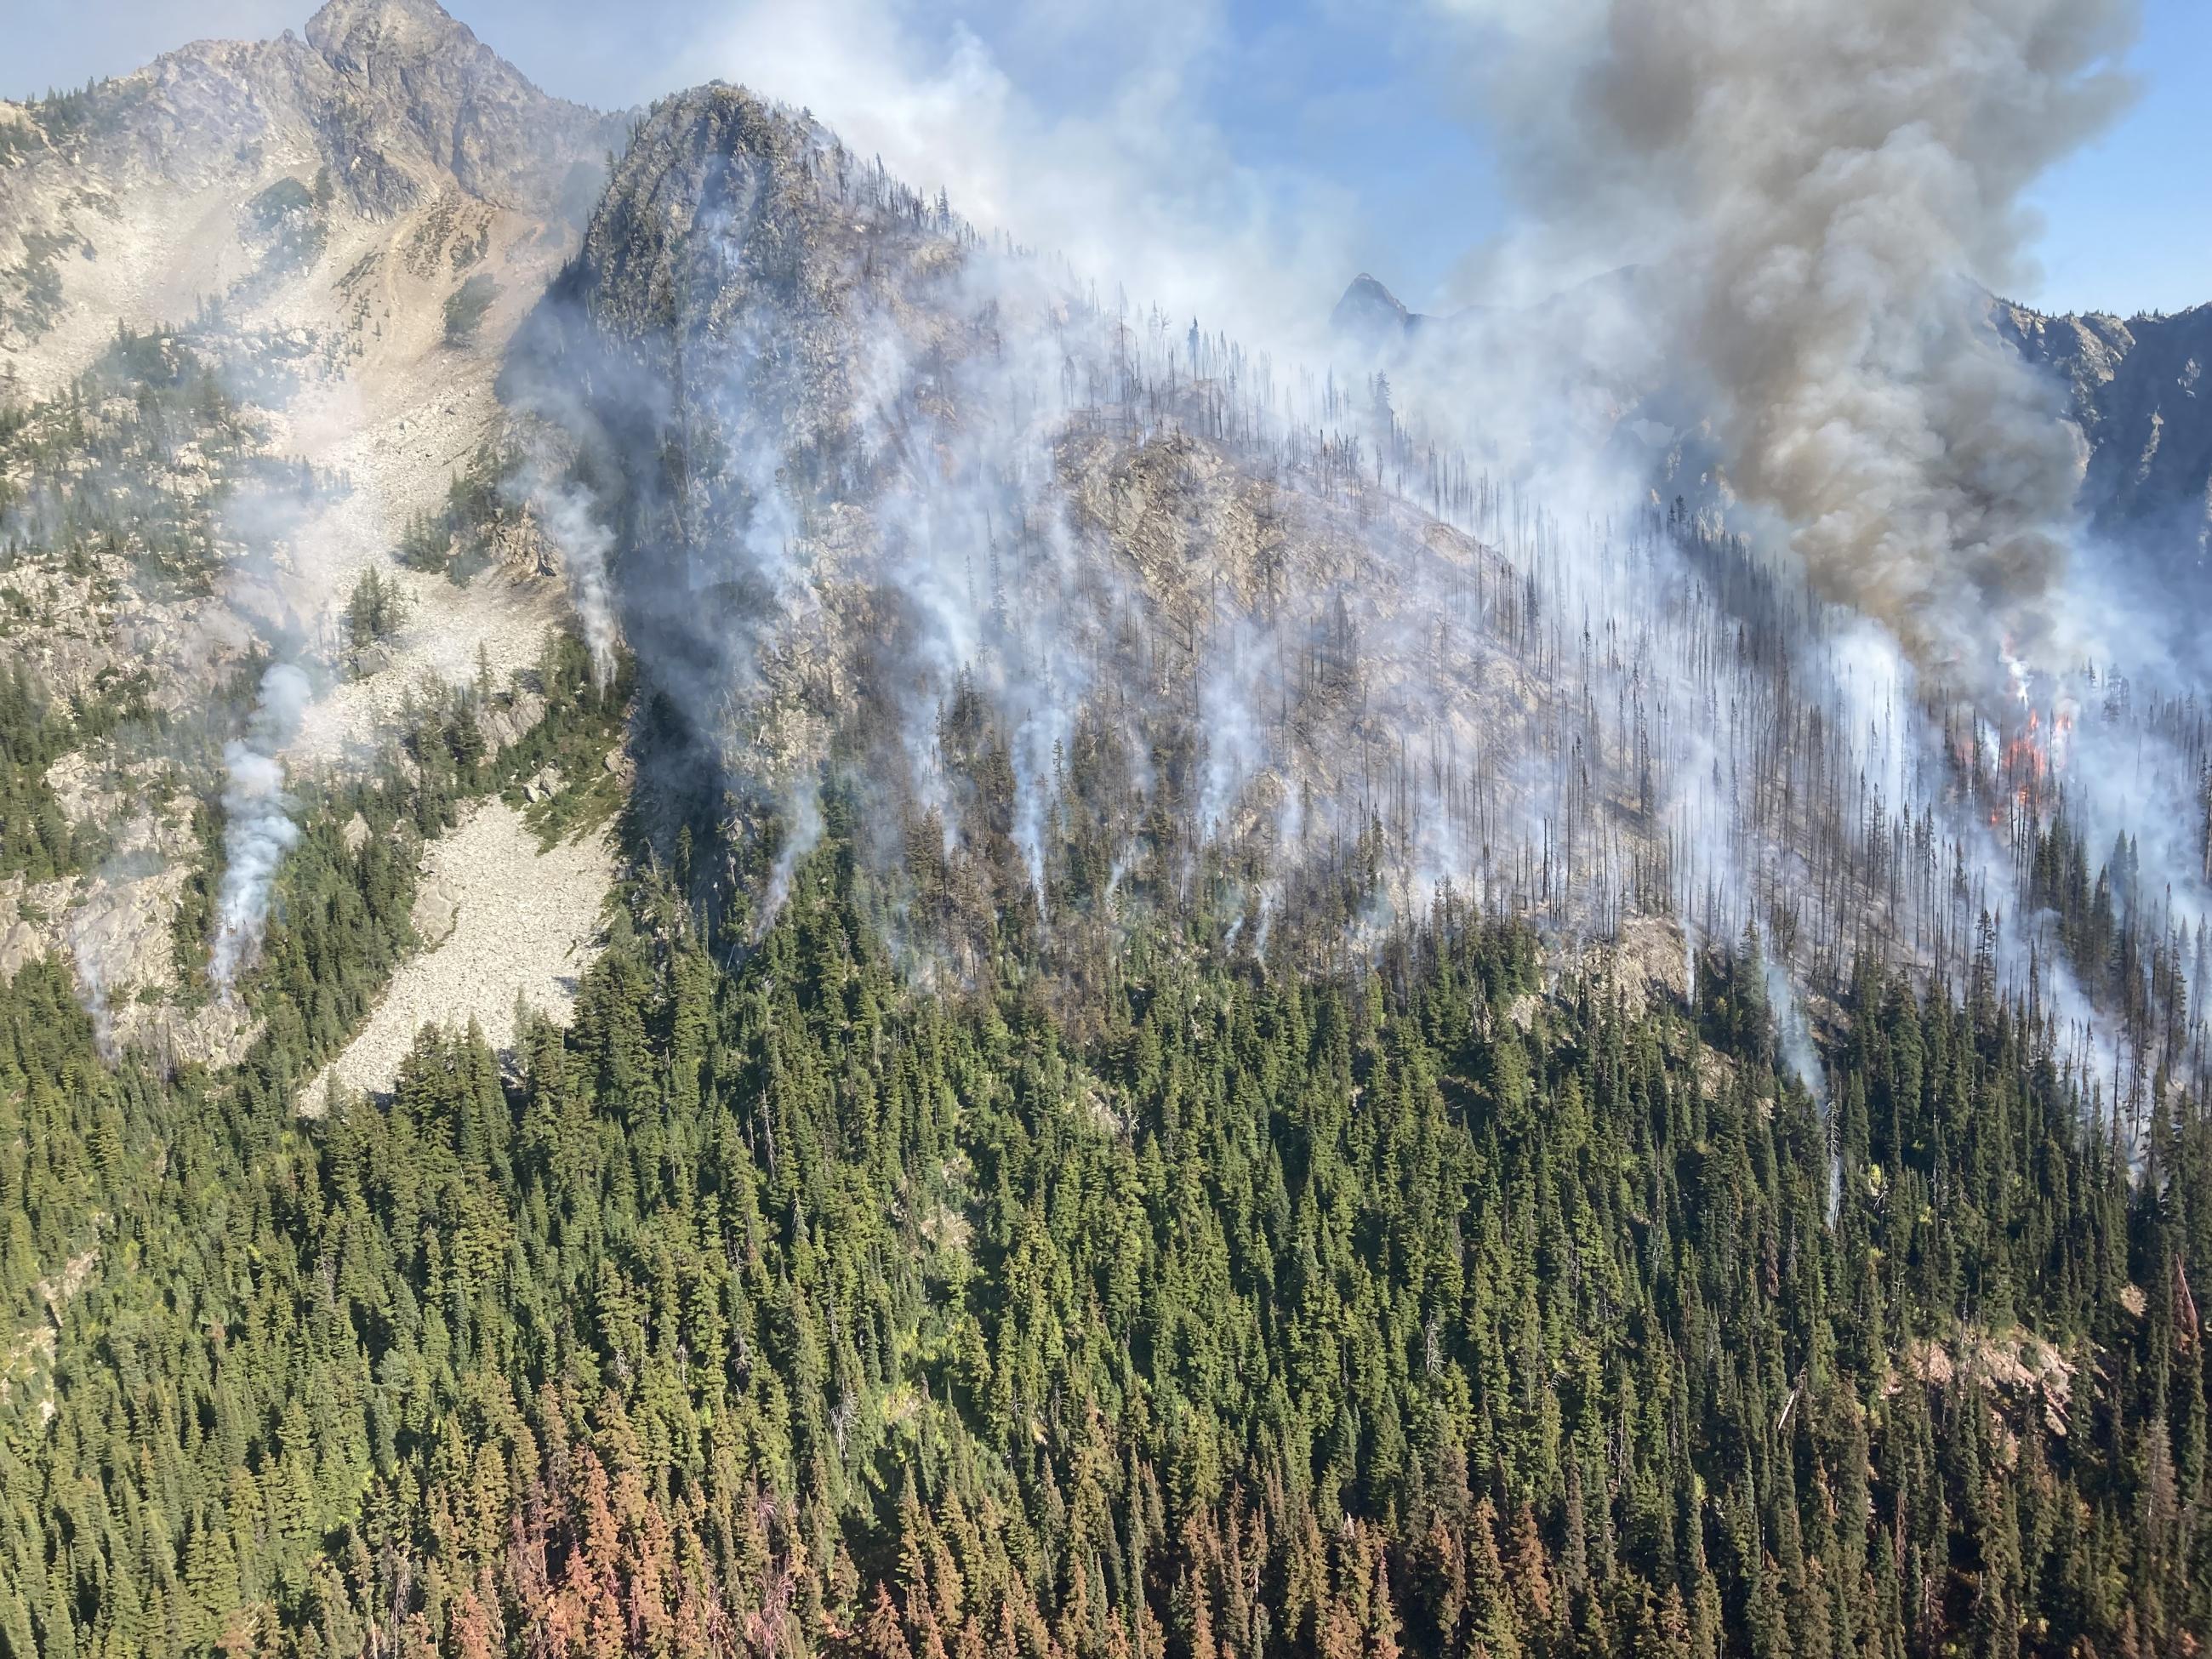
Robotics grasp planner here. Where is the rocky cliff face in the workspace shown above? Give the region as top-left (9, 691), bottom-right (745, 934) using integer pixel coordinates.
top-left (303, 0), bottom-right (617, 216)
top-left (1999, 300), bottom-right (2212, 571)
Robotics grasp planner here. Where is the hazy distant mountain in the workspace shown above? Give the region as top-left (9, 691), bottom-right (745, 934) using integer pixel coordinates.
top-left (1335, 272), bottom-right (2212, 570)
top-left (1328, 271), bottom-right (1425, 342)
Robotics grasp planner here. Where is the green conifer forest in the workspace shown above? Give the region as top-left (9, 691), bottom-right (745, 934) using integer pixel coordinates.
top-left (3, 726), bottom-right (2205, 1659)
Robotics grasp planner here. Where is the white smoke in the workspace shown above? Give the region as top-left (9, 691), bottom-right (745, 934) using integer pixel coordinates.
top-left (1759, 944), bottom-right (1839, 1222)
top-left (1762, 949), bottom-right (1824, 1105)
top-left (1197, 613), bottom-right (1274, 840)
top-left (67, 910), bottom-right (117, 1061)
top-left (755, 772), bottom-right (824, 938)
top-left (517, 452), bottom-right (621, 690)
top-left (209, 663), bottom-right (314, 992)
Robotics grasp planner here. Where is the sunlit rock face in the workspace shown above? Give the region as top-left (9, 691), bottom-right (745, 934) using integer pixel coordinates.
top-left (1999, 299), bottom-right (2212, 573)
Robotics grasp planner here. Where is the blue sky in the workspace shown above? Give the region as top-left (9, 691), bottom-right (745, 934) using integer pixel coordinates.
top-left (9, 0), bottom-right (2206, 319)
top-left (2018, 0), bottom-right (2212, 316)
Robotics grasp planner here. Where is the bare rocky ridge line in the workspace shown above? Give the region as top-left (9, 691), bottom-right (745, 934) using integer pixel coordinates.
top-left (0, 0), bottom-right (626, 392)
top-left (1997, 298), bottom-right (2212, 568)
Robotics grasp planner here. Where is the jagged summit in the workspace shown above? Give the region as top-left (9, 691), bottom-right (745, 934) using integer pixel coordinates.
top-left (9, 16), bottom-right (2212, 1658)
top-left (298, 0), bottom-right (613, 213)
top-left (1330, 272), bottom-right (1421, 340)
top-left (93, 0), bottom-right (619, 216)
top-left (1998, 297), bottom-right (2212, 566)
top-left (0, 0), bottom-right (627, 389)
top-left (306, 0), bottom-right (487, 55)
top-left (556, 83), bottom-right (827, 348)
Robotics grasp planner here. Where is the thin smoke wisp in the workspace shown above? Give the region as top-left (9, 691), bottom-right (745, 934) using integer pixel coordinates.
top-left (516, 448), bottom-right (622, 691)
top-left (209, 663), bottom-right (314, 992)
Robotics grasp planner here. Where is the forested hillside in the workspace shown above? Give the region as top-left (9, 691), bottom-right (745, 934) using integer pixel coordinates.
top-left (3, 6), bottom-right (2210, 1659)
top-left (3, 760), bottom-right (2205, 1659)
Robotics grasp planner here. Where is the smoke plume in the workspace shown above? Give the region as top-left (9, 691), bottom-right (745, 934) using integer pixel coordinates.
top-left (755, 772), bottom-right (824, 939)
top-left (209, 663), bottom-right (314, 991)
top-left (516, 451), bottom-right (621, 690)
top-left (1454, 0), bottom-right (2137, 692)
top-left (67, 909), bottom-right (117, 1061)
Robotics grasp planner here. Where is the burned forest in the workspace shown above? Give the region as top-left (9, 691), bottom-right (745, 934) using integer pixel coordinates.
top-left (4, 3), bottom-right (2212, 1659)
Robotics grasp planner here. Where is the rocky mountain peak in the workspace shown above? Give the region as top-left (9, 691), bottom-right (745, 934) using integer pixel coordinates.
top-left (1331, 272), bottom-right (1417, 339)
top-left (0, 0), bottom-right (628, 380)
top-left (562, 83), bottom-right (819, 346)
top-left (297, 0), bottom-right (617, 215)
top-left (305, 0), bottom-right (485, 66)
top-left (1999, 297), bottom-right (2212, 568)
top-left (2, 0), bottom-right (617, 221)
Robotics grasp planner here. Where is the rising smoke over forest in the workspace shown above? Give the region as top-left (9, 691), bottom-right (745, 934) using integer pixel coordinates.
top-left (3, 2), bottom-right (2212, 1657)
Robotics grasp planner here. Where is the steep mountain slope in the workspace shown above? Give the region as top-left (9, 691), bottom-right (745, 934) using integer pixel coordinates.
top-left (523, 92), bottom-right (1678, 966)
top-left (526, 86), bottom-right (2096, 1030)
top-left (12, 846), bottom-right (2203, 1659)
top-left (0, 0), bottom-right (628, 1060)
top-left (4, 13), bottom-right (2212, 1659)
top-left (518, 84), bottom-right (1567, 962)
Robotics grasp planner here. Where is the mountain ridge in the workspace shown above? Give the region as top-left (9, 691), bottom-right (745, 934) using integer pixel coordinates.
top-left (5, 13), bottom-right (2212, 1659)
top-left (1334, 271), bottom-right (2212, 567)
top-left (1998, 296), bottom-right (2212, 566)
top-left (0, 0), bottom-right (626, 394)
